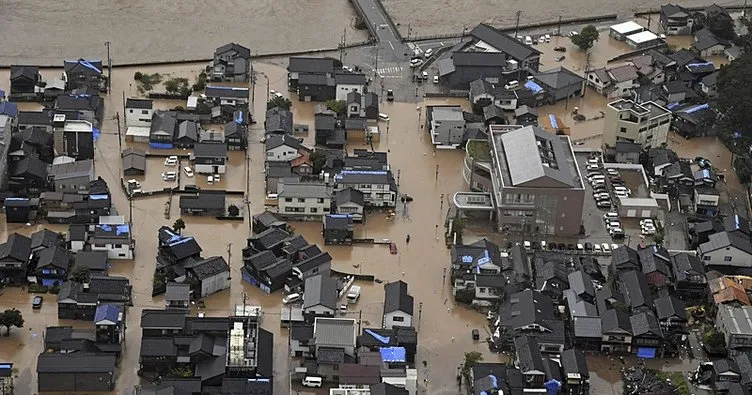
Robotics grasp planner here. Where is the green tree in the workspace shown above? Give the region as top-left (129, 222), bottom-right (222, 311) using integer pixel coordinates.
top-left (164, 77), bottom-right (190, 96)
top-left (570, 25), bottom-right (600, 51)
top-left (267, 96), bottom-right (292, 111)
top-left (70, 266), bottom-right (91, 283)
top-left (228, 205), bottom-right (240, 217)
top-left (0, 309), bottom-right (24, 336)
top-left (173, 218), bottom-right (186, 234)
top-left (717, 52), bottom-right (752, 141)
top-left (325, 99), bottom-right (347, 116)
top-left (461, 351), bottom-right (484, 383)
top-left (310, 150), bottom-right (328, 174)
top-left (706, 13), bottom-right (737, 41)
top-left (472, 98), bottom-right (492, 116)
top-left (704, 329), bottom-right (725, 349)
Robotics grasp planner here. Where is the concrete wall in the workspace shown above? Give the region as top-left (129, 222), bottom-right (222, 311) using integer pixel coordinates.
top-left (91, 243), bottom-right (133, 260)
top-left (384, 311), bottom-right (412, 329)
top-left (201, 270), bottom-right (231, 297)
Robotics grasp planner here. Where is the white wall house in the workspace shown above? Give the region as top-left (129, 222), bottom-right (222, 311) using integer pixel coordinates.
top-left (336, 83), bottom-right (363, 101)
top-left (90, 239), bottom-right (132, 260)
top-left (699, 231), bottom-right (752, 268)
top-left (125, 98), bottom-right (153, 128)
top-left (277, 181), bottom-right (332, 220)
top-left (199, 270), bottom-right (231, 297)
top-left (333, 170), bottom-right (397, 208)
top-left (603, 99), bottom-right (671, 150)
top-left (383, 281), bottom-right (414, 330)
top-left (266, 144), bottom-right (301, 162)
top-left (90, 224), bottom-right (133, 260)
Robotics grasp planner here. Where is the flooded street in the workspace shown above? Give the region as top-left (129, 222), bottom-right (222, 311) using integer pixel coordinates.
top-left (0, 0), bottom-right (368, 65)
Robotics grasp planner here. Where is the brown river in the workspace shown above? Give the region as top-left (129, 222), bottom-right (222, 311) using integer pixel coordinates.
top-left (0, 0), bottom-right (737, 65)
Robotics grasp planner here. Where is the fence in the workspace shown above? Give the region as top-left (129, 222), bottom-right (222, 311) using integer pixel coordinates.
top-left (332, 269), bottom-right (376, 282)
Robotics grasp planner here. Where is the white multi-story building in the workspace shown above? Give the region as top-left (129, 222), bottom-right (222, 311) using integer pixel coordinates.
top-left (333, 170), bottom-right (397, 208)
top-left (603, 99), bottom-right (671, 151)
top-left (277, 181), bottom-right (332, 220)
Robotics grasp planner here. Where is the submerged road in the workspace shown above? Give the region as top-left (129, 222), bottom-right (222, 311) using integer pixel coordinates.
top-left (351, 0), bottom-right (408, 62)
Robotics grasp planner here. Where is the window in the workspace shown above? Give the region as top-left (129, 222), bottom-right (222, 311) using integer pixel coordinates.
top-left (393, 316), bottom-right (405, 322)
top-left (323, 208), bottom-right (330, 212)
top-left (317, 198), bottom-right (325, 203)
top-left (703, 256), bottom-right (711, 261)
top-left (359, 184), bottom-right (369, 189)
top-left (141, 110), bottom-right (149, 115)
top-left (298, 198), bottom-right (305, 203)
top-left (114, 244), bottom-right (122, 248)
top-left (620, 127), bottom-right (627, 133)
top-left (724, 256), bottom-right (733, 262)
top-left (129, 109), bottom-right (134, 113)
top-left (285, 198), bottom-right (293, 202)
top-left (478, 287), bottom-right (487, 294)
top-left (310, 208), bottom-right (317, 213)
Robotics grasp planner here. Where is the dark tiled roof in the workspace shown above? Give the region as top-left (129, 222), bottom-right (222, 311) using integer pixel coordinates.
top-left (37, 353), bottom-right (115, 373)
top-left (125, 98), bottom-right (153, 109)
top-left (560, 348), bottom-right (589, 378)
top-left (384, 280), bottom-right (413, 315)
top-left (187, 256), bottom-right (229, 280)
top-left (295, 251), bottom-right (332, 273)
top-left (36, 245), bottom-right (71, 270)
top-left (0, 233), bottom-right (32, 263)
top-left (215, 42), bottom-right (251, 59)
top-left (193, 142), bottom-right (227, 158)
top-left (514, 335), bottom-right (544, 373)
top-left (568, 270), bottom-right (595, 298)
top-left (288, 57), bottom-right (337, 73)
top-left (612, 245), bottom-right (640, 270)
top-left (639, 245), bottom-right (671, 276)
top-left (629, 310), bottom-right (663, 337)
top-left (670, 253), bottom-right (703, 282)
top-left (179, 192), bottom-right (226, 210)
top-left (498, 289), bottom-right (554, 330)
top-left (335, 187), bottom-right (365, 207)
top-left (140, 309), bottom-right (187, 329)
top-left (303, 274), bottom-right (338, 310)
top-left (470, 23), bottom-right (541, 61)
top-left (654, 295), bottom-right (687, 321)
top-left (619, 270), bottom-right (653, 309)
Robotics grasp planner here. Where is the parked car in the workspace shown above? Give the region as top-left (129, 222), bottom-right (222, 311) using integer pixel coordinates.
top-left (162, 171), bottom-right (177, 181)
top-left (386, 89), bottom-right (394, 101)
top-left (640, 219), bottom-right (655, 227)
top-left (569, 31), bottom-right (579, 37)
top-left (597, 201), bottom-right (612, 208)
top-left (593, 244), bottom-right (602, 253)
top-left (183, 166), bottom-right (194, 177)
top-left (472, 329), bottom-right (480, 341)
top-left (410, 58), bottom-right (423, 68)
top-left (696, 157), bottom-right (712, 169)
top-left (433, 75), bottom-right (439, 84)
top-left (587, 164), bottom-right (600, 171)
top-left (601, 243), bottom-right (611, 253)
top-left (594, 193), bottom-right (610, 200)
top-left (378, 113), bottom-right (390, 122)
top-left (32, 296), bottom-right (43, 309)
top-left (164, 156), bottom-right (178, 166)
top-left (603, 212), bottom-right (619, 221)
top-left (390, 242), bottom-right (398, 255)
top-left (127, 179), bottom-right (141, 189)
top-left (282, 293), bottom-right (301, 304)
top-left (615, 192), bottom-right (629, 199)
top-left (424, 48), bottom-right (434, 58)
top-left (611, 244), bottom-right (620, 250)
top-left (555, 55), bottom-right (566, 62)
top-left (607, 169), bottom-right (620, 176)
top-left (554, 46), bottom-right (566, 52)
top-left (577, 243), bottom-right (585, 251)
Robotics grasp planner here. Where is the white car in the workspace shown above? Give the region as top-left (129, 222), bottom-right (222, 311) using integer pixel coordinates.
top-left (607, 169), bottom-right (620, 176)
top-left (615, 192), bottom-right (629, 199)
top-left (607, 221), bottom-right (621, 230)
top-left (378, 113), bottom-right (390, 122)
top-left (164, 156), bottom-right (178, 166)
top-left (183, 166), bottom-right (194, 177)
top-left (640, 219), bottom-right (655, 227)
top-left (593, 244), bottom-right (602, 253)
top-left (586, 165), bottom-right (600, 171)
top-left (409, 58), bottom-right (423, 68)
top-left (161, 171), bottom-right (177, 181)
top-left (611, 244), bottom-right (620, 250)
top-left (586, 158), bottom-right (599, 165)
top-left (603, 212), bottom-right (619, 221)
top-left (601, 243), bottom-right (611, 253)
top-left (577, 243), bottom-right (584, 251)
top-left (641, 227), bottom-right (656, 236)
top-left (523, 241), bottom-right (531, 250)
top-left (594, 192), bottom-right (610, 199)
top-left (342, 65), bottom-right (354, 73)
top-left (282, 293), bottom-right (301, 304)
top-left (540, 241), bottom-right (547, 249)
top-left (127, 179), bottom-right (141, 189)
top-left (424, 48), bottom-right (434, 58)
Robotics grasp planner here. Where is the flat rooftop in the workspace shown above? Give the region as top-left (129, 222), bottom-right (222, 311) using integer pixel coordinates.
top-left (608, 99), bottom-right (669, 119)
top-left (611, 21), bottom-right (645, 34)
top-left (627, 30), bottom-right (660, 44)
top-left (453, 192), bottom-right (494, 210)
top-left (432, 106), bottom-right (464, 121)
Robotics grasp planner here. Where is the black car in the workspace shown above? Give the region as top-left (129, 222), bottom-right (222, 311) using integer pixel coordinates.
top-left (32, 296), bottom-right (43, 309)
top-left (554, 46), bottom-right (566, 52)
top-left (472, 329), bottom-right (480, 341)
top-left (386, 90), bottom-right (395, 102)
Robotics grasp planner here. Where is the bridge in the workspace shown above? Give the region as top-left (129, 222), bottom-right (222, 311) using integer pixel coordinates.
top-left (349, 0), bottom-right (408, 62)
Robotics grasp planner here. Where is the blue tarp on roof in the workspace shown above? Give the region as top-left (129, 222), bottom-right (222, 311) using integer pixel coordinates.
top-left (545, 379), bottom-right (562, 395)
top-left (90, 194), bottom-right (109, 200)
top-left (94, 304), bottom-right (121, 323)
top-left (525, 80), bottom-right (543, 94)
top-left (684, 103), bottom-right (709, 114)
top-left (637, 347), bottom-right (656, 358)
top-left (0, 89), bottom-right (5, 98)
top-left (98, 224), bottom-right (112, 231)
top-left (150, 142), bottom-right (174, 150)
top-left (41, 278), bottom-right (58, 287)
top-left (235, 111), bottom-right (243, 124)
top-left (77, 60), bottom-right (102, 74)
top-left (0, 102), bottom-right (18, 117)
top-left (116, 225), bottom-right (129, 235)
top-left (380, 346), bottom-right (406, 363)
top-left (667, 102), bottom-right (681, 110)
top-left (365, 329), bottom-right (390, 344)
top-left (549, 114), bottom-right (558, 130)
top-left (168, 236), bottom-right (194, 247)
top-left (93, 127), bottom-right (100, 141)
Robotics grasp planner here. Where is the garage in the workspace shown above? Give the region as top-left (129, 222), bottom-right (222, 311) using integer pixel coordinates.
top-left (619, 198), bottom-right (659, 218)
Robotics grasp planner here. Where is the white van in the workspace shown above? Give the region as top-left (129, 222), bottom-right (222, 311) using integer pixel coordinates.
top-left (378, 113), bottom-right (390, 122)
top-left (282, 293), bottom-right (301, 304)
top-left (424, 48), bottom-right (434, 58)
top-left (525, 36), bottom-right (533, 45)
top-left (589, 175), bottom-right (605, 182)
top-left (504, 80), bottom-right (519, 90)
top-left (347, 285), bottom-right (361, 304)
top-left (302, 376), bottom-right (323, 388)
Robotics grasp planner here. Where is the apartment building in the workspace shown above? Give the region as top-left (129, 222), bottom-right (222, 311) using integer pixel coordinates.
top-left (603, 99), bottom-right (671, 153)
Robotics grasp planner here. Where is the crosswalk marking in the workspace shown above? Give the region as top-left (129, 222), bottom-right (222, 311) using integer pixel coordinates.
top-left (376, 66), bottom-right (402, 75)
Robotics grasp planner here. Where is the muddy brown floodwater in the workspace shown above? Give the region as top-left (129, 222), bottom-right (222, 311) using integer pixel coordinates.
top-left (0, 63), bottom-right (502, 393)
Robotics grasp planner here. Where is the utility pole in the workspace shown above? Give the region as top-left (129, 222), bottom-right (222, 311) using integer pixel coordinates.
top-left (374, 45), bottom-right (380, 79)
top-left (582, 51), bottom-right (592, 99)
top-left (340, 28), bottom-right (346, 63)
top-left (435, 164), bottom-right (439, 181)
top-left (514, 11), bottom-right (522, 39)
top-left (397, 169), bottom-right (401, 186)
top-left (407, 22), bottom-right (411, 40)
top-left (105, 41), bottom-right (112, 93)
top-left (557, 16), bottom-right (562, 36)
top-left (115, 112), bottom-right (122, 153)
top-left (227, 243), bottom-right (232, 266)
top-left (440, 193), bottom-right (444, 211)
top-left (647, 13), bottom-right (652, 30)
top-left (242, 291), bottom-right (247, 310)
top-left (418, 302), bottom-right (423, 331)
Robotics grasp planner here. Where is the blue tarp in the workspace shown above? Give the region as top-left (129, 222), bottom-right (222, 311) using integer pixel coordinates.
top-left (637, 347), bottom-right (656, 358)
top-left (525, 80), bottom-right (543, 94)
top-left (380, 346), bottom-right (406, 363)
top-left (41, 278), bottom-right (58, 287)
top-left (0, 89), bottom-right (5, 98)
top-left (0, 102), bottom-right (18, 117)
top-left (235, 111), bottom-right (244, 124)
top-left (544, 379), bottom-right (562, 395)
top-left (168, 236), bottom-right (194, 247)
top-left (549, 114), bottom-right (558, 130)
top-left (365, 329), bottom-right (390, 344)
top-left (94, 304), bottom-right (121, 323)
top-left (90, 194), bottom-right (109, 200)
top-left (93, 127), bottom-right (100, 141)
top-left (667, 102), bottom-right (681, 110)
top-left (98, 224), bottom-right (112, 231)
top-left (150, 142), bottom-right (174, 150)
top-left (116, 225), bottom-right (130, 235)
top-left (684, 103), bottom-right (709, 114)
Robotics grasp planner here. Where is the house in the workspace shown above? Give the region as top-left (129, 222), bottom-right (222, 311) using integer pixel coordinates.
top-left (54, 94), bottom-right (104, 128)
top-left (323, 214), bottom-right (354, 245)
top-left (370, 383), bottom-right (409, 395)
top-left (619, 270), bottom-right (654, 311)
top-left (718, 305), bottom-right (752, 350)
top-left (94, 303), bottom-right (125, 345)
top-left (333, 170), bottom-right (397, 207)
top-left (90, 223), bottom-right (133, 260)
top-left (601, 309), bottom-right (633, 353)
top-left (532, 67), bottom-right (585, 104)
top-left (179, 191), bottom-right (226, 216)
top-left (602, 99), bottom-right (672, 151)
top-left (610, 21), bottom-right (646, 40)
top-left (314, 111), bottom-right (337, 144)
top-left (37, 353), bottom-right (116, 392)
top-left (52, 117), bottom-right (96, 160)
top-left (694, 28), bottom-right (728, 57)
top-left (359, 326), bottom-right (418, 364)
top-left (334, 188), bottom-right (365, 222)
top-left (63, 59), bottom-right (103, 91)
top-left (699, 231), bottom-right (752, 270)
top-left (224, 110), bottom-right (248, 151)
top-left (514, 105), bottom-right (538, 126)
top-left (9, 125), bottom-right (54, 164)
top-left (514, 336), bottom-right (546, 387)
top-left (428, 106), bottom-right (466, 148)
top-left (481, 104), bottom-right (506, 126)
top-left (9, 156), bottom-right (48, 193)
top-left (303, 274), bottom-right (338, 318)
top-left (695, 186), bottom-right (720, 216)
top-left (287, 56), bottom-right (339, 89)
top-left (726, 45), bottom-right (743, 61)
top-left (185, 256), bottom-right (231, 297)
top-left (122, 147), bottom-right (146, 176)
top-left (587, 65), bottom-right (639, 99)
top-left (57, 275), bottom-right (131, 320)
top-left (561, 348), bottom-right (590, 394)
top-left (670, 252), bottom-right (707, 298)
top-left (242, 250), bottom-right (292, 293)
top-left (673, 103), bottom-right (717, 138)
top-left (451, 239), bottom-right (503, 276)
top-left (48, 159), bottom-right (94, 194)
top-left (437, 52), bottom-right (519, 91)
top-left (654, 294), bottom-right (687, 335)
top-left (615, 141), bottom-right (642, 163)
top-left (252, 210), bottom-right (288, 234)
top-left (346, 91), bottom-right (379, 120)
top-left (265, 134), bottom-right (311, 162)
top-left (31, 245), bottom-right (72, 287)
top-left (245, 227), bottom-right (292, 256)
top-left (470, 23), bottom-right (541, 71)
top-left (0, 234), bottom-right (32, 284)
top-left (625, 31), bottom-right (663, 50)
top-left (72, 250), bottom-right (109, 276)
top-left (164, 282), bottom-right (191, 309)
top-left (9, 65), bottom-right (42, 97)
top-left (125, 98), bottom-right (153, 133)
top-left (630, 310), bottom-right (663, 355)
top-left (699, 71), bottom-right (719, 97)
top-left (212, 42), bottom-right (252, 83)
top-left (383, 281), bottom-right (414, 329)
top-left (193, 143), bottom-right (227, 174)
top-left (204, 86), bottom-right (249, 107)
top-left (335, 72), bottom-right (367, 101)
top-left (535, 254), bottom-right (570, 301)
top-left (297, 73), bottom-right (337, 102)
top-left (173, 120), bottom-right (199, 148)
top-left (265, 107), bottom-right (293, 135)
top-left (639, 245), bottom-right (672, 287)
top-left (277, 181), bottom-right (332, 220)
top-left (661, 4), bottom-right (695, 35)
top-left (312, 317), bottom-right (357, 381)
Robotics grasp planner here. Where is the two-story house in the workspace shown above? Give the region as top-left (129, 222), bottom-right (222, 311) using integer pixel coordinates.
top-left (63, 59), bottom-right (104, 92)
top-left (9, 66), bottom-right (42, 98)
top-left (265, 134), bottom-right (311, 162)
top-left (601, 309), bottom-right (633, 353)
top-left (224, 109), bottom-right (249, 151)
top-left (333, 188), bottom-right (365, 222)
top-left (57, 275), bottom-right (131, 320)
top-left (383, 281), bottom-right (414, 329)
top-left (587, 65), bottom-right (640, 99)
top-left (204, 86), bottom-right (249, 107)
top-left (427, 106), bottom-right (466, 148)
top-left (54, 94), bottom-right (105, 128)
top-left (90, 223), bottom-right (133, 260)
top-left (293, 250), bottom-right (332, 281)
top-left (718, 305), bottom-right (752, 350)
top-left (346, 91), bottom-right (379, 120)
top-left (699, 231), bottom-right (752, 269)
top-left (303, 274), bottom-right (338, 318)
top-left (322, 214), bottom-right (354, 245)
top-left (312, 317), bottom-right (357, 382)
top-left (184, 256), bottom-right (231, 297)
top-left (660, 4), bottom-right (695, 35)
top-left (638, 245), bottom-right (672, 287)
top-left (333, 170), bottom-right (397, 207)
top-left (193, 143), bottom-right (227, 174)
top-left (212, 42), bottom-right (252, 83)
top-left (31, 245), bottom-right (72, 287)
top-left (335, 73), bottom-right (367, 101)
top-left (670, 252), bottom-right (707, 298)
top-left (265, 107), bottom-right (293, 135)
top-left (629, 311), bottom-right (664, 356)
top-left (513, 336), bottom-right (546, 388)
top-left (277, 181), bottom-right (332, 220)
top-left (125, 98), bottom-right (153, 140)
top-left (0, 234), bottom-right (32, 284)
